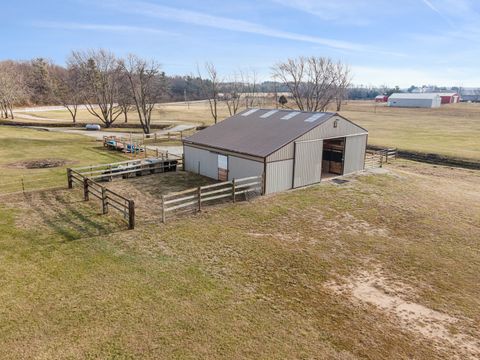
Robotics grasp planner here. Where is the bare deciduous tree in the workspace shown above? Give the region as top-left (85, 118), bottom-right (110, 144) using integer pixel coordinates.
top-left (52, 65), bottom-right (83, 124)
top-left (70, 49), bottom-right (123, 128)
top-left (117, 75), bottom-right (134, 123)
top-left (198, 62), bottom-right (220, 124)
top-left (222, 73), bottom-right (244, 116)
top-left (243, 69), bottom-right (259, 108)
top-left (273, 56), bottom-right (350, 112)
top-left (333, 62), bottom-right (351, 111)
top-left (120, 54), bottom-right (166, 134)
top-left (0, 61), bottom-right (27, 119)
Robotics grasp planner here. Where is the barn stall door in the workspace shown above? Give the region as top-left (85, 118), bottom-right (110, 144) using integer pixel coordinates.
top-left (293, 140), bottom-right (323, 188)
top-left (217, 154), bottom-right (228, 181)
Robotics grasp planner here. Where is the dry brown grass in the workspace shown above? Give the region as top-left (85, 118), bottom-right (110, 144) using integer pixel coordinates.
top-left (1, 160), bottom-right (479, 358)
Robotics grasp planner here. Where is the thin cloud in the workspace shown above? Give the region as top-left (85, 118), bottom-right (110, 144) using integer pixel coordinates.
top-left (33, 21), bottom-right (178, 36)
top-left (101, 0), bottom-right (404, 56)
top-left (421, 0), bottom-right (456, 27)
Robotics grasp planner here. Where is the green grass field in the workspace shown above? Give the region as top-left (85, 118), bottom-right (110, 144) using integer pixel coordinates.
top-left (0, 127), bottom-right (125, 193)
top-left (0, 127), bottom-right (479, 358)
top-left (15, 100), bottom-right (480, 161)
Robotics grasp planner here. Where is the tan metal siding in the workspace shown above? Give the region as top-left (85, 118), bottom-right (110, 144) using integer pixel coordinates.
top-left (343, 135), bottom-right (367, 175)
top-left (265, 160), bottom-right (293, 194)
top-left (228, 156), bottom-right (264, 180)
top-left (267, 116), bottom-right (366, 162)
top-left (267, 144), bottom-right (294, 162)
top-left (184, 143), bottom-right (264, 162)
top-left (293, 140), bottom-right (323, 188)
top-left (297, 116), bottom-right (366, 141)
top-left (184, 145), bottom-right (219, 179)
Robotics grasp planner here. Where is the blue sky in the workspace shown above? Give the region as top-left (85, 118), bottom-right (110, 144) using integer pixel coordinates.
top-left (3, 0), bottom-right (480, 87)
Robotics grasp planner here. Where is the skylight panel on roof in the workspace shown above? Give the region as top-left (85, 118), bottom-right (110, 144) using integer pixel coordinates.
top-left (260, 110), bottom-right (278, 118)
top-left (242, 108), bottom-right (259, 116)
top-left (281, 111), bottom-right (300, 120)
top-left (304, 113), bottom-right (325, 123)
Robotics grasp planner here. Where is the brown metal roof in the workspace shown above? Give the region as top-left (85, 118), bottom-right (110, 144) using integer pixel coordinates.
top-left (183, 109), bottom-right (339, 158)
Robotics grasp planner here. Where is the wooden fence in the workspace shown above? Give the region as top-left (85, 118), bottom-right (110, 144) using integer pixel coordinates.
top-left (161, 175), bottom-right (264, 223)
top-left (68, 157), bottom-right (181, 182)
top-left (365, 148), bottom-right (397, 169)
top-left (69, 169), bottom-right (135, 229)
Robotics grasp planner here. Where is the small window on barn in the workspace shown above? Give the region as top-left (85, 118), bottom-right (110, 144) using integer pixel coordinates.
top-left (333, 119), bottom-right (338, 128)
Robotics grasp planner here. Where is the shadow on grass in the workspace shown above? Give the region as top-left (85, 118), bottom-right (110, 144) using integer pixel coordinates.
top-left (25, 190), bottom-right (123, 241)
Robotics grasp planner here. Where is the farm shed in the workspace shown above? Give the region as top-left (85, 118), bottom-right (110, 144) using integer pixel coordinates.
top-left (459, 88), bottom-right (480, 102)
top-left (375, 95), bottom-right (388, 102)
top-left (438, 92), bottom-right (460, 104)
top-left (388, 93), bottom-right (441, 108)
top-left (183, 109), bottom-right (368, 194)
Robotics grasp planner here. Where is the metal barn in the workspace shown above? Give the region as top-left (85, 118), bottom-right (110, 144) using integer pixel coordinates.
top-left (438, 92), bottom-right (460, 104)
top-left (387, 93), bottom-right (441, 108)
top-left (183, 109), bottom-right (368, 194)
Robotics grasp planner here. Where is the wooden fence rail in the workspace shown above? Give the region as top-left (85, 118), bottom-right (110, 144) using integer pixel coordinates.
top-left (364, 148), bottom-right (397, 169)
top-left (161, 175), bottom-right (263, 223)
top-left (68, 169), bottom-right (135, 229)
top-left (69, 157), bottom-right (180, 182)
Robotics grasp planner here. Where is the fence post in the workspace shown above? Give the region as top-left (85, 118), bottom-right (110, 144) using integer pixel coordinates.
top-left (182, 154), bottom-right (185, 171)
top-left (21, 176), bottom-right (25, 194)
top-left (232, 178), bottom-right (236, 203)
top-left (380, 154), bottom-right (383, 168)
top-left (67, 168), bottom-right (73, 189)
top-left (102, 187), bottom-right (108, 214)
top-left (197, 186), bottom-right (202, 212)
top-left (83, 178), bottom-right (89, 201)
top-left (128, 200), bottom-right (135, 230)
top-left (161, 195), bottom-right (166, 223)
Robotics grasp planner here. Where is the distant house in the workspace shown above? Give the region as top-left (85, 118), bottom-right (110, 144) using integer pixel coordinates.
top-left (387, 93), bottom-right (441, 108)
top-left (183, 109), bottom-right (368, 194)
top-left (459, 88), bottom-right (480, 102)
top-left (375, 95), bottom-right (388, 103)
top-left (438, 92), bottom-right (460, 104)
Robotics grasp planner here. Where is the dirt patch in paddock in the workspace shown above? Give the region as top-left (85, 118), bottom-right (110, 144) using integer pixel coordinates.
top-left (327, 270), bottom-right (480, 359)
top-left (6, 158), bottom-right (72, 169)
top-left (103, 171), bottom-right (215, 223)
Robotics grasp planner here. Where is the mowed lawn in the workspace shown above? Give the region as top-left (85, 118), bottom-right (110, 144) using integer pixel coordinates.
top-left (16, 100), bottom-right (480, 161)
top-left (0, 127), bottom-right (479, 359)
top-left (0, 127), bottom-right (124, 193)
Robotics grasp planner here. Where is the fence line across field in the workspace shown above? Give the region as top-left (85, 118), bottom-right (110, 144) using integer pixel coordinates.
top-left (161, 175), bottom-right (264, 223)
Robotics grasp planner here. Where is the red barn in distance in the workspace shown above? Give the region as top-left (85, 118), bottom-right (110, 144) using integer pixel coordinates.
top-left (438, 92), bottom-right (460, 104)
top-left (375, 95), bottom-right (388, 102)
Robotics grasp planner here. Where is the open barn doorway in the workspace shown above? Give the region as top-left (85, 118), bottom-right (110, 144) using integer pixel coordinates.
top-left (322, 138), bottom-right (345, 179)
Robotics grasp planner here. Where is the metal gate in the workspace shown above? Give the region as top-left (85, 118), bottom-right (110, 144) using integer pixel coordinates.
top-left (293, 139), bottom-right (323, 188)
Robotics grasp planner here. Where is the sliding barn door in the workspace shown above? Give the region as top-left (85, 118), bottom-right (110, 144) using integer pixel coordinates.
top-left (293, 140), bottom-right (323, 188)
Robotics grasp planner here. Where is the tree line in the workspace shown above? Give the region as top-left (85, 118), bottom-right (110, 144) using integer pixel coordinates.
top-left (0, 51), bottom-right (352, 133)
